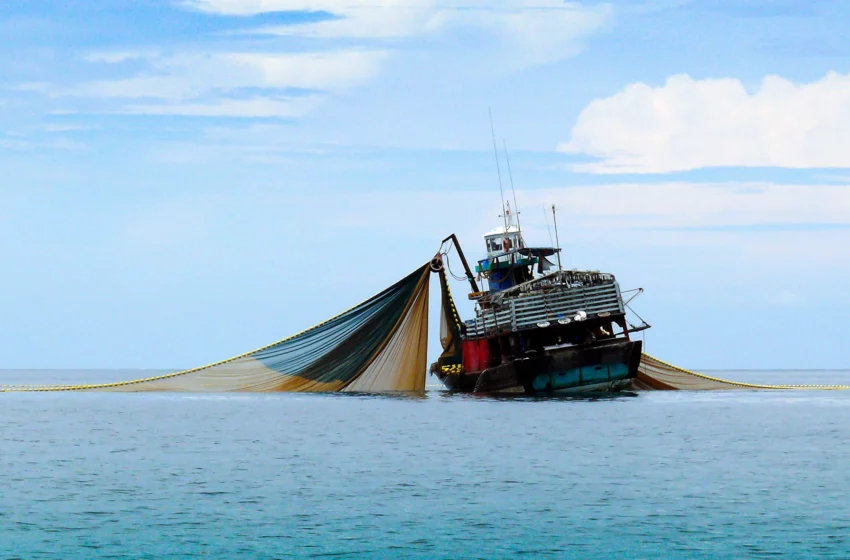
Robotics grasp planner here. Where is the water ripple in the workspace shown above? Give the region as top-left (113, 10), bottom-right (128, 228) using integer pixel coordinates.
top-left (2, 381), bottom-right (850, 558)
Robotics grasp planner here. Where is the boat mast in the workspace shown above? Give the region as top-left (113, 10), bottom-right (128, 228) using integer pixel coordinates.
top-left (489, 109), bottom-right (509, 233)
top-left (551, 204), bottom-right (564, 280)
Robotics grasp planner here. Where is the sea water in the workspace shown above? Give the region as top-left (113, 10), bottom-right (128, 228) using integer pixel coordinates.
top-left (2, 370), bottom-right (850, 559)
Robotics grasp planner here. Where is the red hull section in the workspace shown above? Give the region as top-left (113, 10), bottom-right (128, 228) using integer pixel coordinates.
top-left (462, 339), bottom-right (496, 373)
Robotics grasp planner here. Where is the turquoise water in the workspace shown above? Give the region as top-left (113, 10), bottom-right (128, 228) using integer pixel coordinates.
top-left (2, 370), bottom-right (850, 558)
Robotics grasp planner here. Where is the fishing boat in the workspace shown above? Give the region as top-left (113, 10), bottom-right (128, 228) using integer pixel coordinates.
top-left (430, 204), bottom-right (649, 394)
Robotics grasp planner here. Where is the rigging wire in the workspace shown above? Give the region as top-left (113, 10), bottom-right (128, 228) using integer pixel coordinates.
top-left (625, 302), bottom-right (649, 330)
top-left (489, 109), bottom-right (509, 232)
top-left (503, 139), bottom-right (522, 239)
top-left (442, 251), bottom-right (472, 282)
top-left (542, 206), bottom-right (554, 246)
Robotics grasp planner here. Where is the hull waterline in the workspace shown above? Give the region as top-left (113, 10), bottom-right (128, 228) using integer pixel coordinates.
top-left (437, 339), bottom-right (642, 395)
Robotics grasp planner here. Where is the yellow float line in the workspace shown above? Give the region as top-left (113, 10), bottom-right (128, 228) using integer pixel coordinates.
top-left (444, 279), bottom-right (461, 326)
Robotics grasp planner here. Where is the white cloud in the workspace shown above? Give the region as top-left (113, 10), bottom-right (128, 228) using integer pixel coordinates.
top-left (188, 1), bottom-right (612, 65)
top-left (167, 177), bottom-right (850, 259)
top-left (764, 290), bottom-right (807, 308)
top-left (124, 96), bottom-right (322, 118)
top-left (63, 50), bottom-right (385, 117)
top-left (560, 71), bottom-right (850, 173)
top-left (254, 181), bottom-right (850, 270)
top-left (19, 3), bottom-right (610, 121)
top-left (83, 51), bottom-right (158, 64)
top-left (520, 182), bottom-right (850, 232)
top-left (41, 123), bottom-right (94, 132)
top-left (276, 181), bottom-right (849, 240)
top-left (0, 134), bottom-right (87, 152)
top-left (75, 50), bottom-right (386, 99)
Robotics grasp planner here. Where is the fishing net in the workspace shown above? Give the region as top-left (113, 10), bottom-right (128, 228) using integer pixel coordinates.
top-left (635, 353), bottom-right (850, 391)
top-left (2, 265), bottom-right (430, 393)
top-left (6, 258), bottom-right (850, 394)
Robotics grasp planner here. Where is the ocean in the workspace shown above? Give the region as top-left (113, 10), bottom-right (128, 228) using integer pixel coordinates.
top-left (2, 369), bottom-right (850, 559)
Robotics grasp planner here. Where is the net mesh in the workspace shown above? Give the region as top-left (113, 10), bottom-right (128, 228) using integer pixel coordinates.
top-left (1, 265), bottom-right (430, 393)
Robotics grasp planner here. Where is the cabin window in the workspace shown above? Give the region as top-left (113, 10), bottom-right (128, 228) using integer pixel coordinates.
top-left (487, 234), bottom-right (524, 253)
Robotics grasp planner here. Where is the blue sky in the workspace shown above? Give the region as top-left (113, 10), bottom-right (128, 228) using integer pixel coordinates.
top-left (2, 0), bottom-right (850, 369)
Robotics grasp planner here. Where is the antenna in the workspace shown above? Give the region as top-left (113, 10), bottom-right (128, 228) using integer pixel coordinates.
top-left (489, 109), bottom-right (508, 232)
top-left (503, 139), bottom-right (522, 243)
top-left (552, 204), bottom-right (564, 280)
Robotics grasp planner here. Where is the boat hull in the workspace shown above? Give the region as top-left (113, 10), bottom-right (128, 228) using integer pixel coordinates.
top-left (437, 339), bottom-right (642, 395)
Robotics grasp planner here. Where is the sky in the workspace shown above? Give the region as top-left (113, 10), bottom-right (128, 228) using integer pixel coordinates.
top-left (2, 0), bottom-right (850, 370)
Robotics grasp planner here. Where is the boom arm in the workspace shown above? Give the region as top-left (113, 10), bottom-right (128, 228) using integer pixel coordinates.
top-left (441, 234), bottom-right (480, 294)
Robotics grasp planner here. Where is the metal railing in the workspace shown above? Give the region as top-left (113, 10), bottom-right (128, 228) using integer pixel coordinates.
top-left (467, 281), bottom-right (624, 338)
